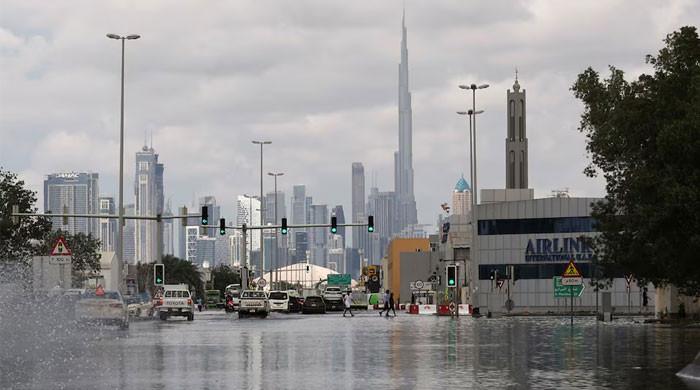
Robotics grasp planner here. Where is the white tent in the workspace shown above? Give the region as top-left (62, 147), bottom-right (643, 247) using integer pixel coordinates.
top-left (256, 263), bottom-right (357, 291)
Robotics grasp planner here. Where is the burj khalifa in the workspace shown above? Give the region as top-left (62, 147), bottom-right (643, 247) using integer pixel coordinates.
top-left (394, 11), bottom-right (418, 232)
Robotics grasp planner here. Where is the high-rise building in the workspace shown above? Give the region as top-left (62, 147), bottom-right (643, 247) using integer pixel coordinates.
top-left (293, 231), bottom-right (308, 263)
top-left (394, 13), bottom-right (418, 233)
top-left (506, 76), bottom-right (529, 189)
top-left (98, 196), bottom-right (116, 252)
top-left (331, 205), bottom-right (346, 244)
top-left (351, 162), bottom-right (366, 247)
top-left (236, 195), bottom-right (261, 250)
top-left (185, 226), bottom-right (199, 263)
top-left (264, 191), bottom-right (286, 225)
top-left (122, 204), bottom-right (136, 263)
top-left (134, 145), bottom-right (164, 263)
top-left (452, 175), bottom-right (472, 216)
top-left (308, 204), bottom-right (328, 266)
top-left (162, 201), bottom-right (174, 256)
top-left (328, 234), bottom-right (345, 273)
top-left (367, 187), bottom-right (397, 260)
top-left (195, 236), bottom-right (216, 267)
top-left (44, 172), bottom-right (99, 237)
top-left (199, 196), bottom-right (220, 237)
top-left (230, 231), bottom-right (244, 267)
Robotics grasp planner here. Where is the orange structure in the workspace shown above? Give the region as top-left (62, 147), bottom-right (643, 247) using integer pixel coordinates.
top-left (387, 238), bottom-right (430, 300)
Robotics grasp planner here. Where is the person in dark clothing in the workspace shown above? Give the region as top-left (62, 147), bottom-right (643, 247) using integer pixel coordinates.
top-left (379, 290), bottom-right (390, 316)
top-left (388, 292), bottom-right (396, 317)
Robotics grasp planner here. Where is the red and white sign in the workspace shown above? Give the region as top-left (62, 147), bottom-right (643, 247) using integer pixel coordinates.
top-left (49, 237), bottom-right (72, 265)
top-left (50, 237), bottom-right (72, 256)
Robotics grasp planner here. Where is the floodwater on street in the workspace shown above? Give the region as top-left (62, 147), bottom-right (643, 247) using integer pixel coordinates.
top-left (2, 309), bottom-right (700, 390)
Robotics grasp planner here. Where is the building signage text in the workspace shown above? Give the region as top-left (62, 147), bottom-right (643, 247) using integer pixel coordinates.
top-left (525, 237), bottom-right (594, 262)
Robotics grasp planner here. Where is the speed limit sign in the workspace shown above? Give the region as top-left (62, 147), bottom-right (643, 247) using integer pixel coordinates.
top-left (414, 280), bottom-right (424, 289)
top-left (258, 278), bottom-right (267, 287)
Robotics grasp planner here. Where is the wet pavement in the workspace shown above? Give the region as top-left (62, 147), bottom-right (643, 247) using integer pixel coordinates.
top-left (2, 309), bottom-right (700, 389)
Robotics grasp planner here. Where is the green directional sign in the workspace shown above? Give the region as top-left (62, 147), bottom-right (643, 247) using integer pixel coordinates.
top-left (553, 276), bottom-right (584, 298)
top-left (328, 273), bottom-right (352, 286)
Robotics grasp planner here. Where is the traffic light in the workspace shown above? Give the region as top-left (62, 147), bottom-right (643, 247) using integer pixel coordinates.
top-left (219, 218), bottom-right (226, 235)
top-left (489, 270), bottom-right (495, 281)
top-left (201, 206), bottom-right (209, 225)
top-left (446, 265), bottom-right (457, 287)
top-left (154, 264), bottom-right (165, 286)
top-left (331, 216), bottom-right (337, 234)
top-left (367, 215), bottom-right (374, 232)
top-left (281, 218), bottom-right (288, 234)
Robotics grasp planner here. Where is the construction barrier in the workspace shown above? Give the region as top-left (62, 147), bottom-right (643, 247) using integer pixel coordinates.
top-left (418, 304), bottom-right (437, 315)
top-left (437, 305), bottom-right (452, 316)
top-left (408, 304), bottom-right (419, 314)
top-left (458, 304), bottom-right (471, 315)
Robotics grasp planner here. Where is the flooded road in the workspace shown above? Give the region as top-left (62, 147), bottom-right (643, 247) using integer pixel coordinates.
top-left (2, 310), bottom-right (700, 389)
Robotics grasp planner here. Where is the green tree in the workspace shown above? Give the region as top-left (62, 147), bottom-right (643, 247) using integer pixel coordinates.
top-left (0, 168), bottom-right (52, 264)
top-left (137, 255), bottom-right (204, 298)
top-left (37, 230), bottom-right (102, 286)
top-left (211, 264), bottom-right (241, 294)
top-left (571, 26), bottom-right (700, 295)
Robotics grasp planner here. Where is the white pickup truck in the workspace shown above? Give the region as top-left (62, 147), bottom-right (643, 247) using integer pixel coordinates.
top-left (238, 290), bottom-right (269, 318)
top-left (156, 284), bottom-right (194, 321)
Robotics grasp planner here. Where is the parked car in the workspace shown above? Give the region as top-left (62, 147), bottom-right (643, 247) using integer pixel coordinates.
top-left (239, 290), bottom-right (269, 318)
top-left (75, 290), bottom-right (129, 329)
top-left (287, 296), bottom-right (303, 313)
top-left (302, 295), bottom-right (326, 314)
top-left (322, 286), bottom-right (344, 311)
top-left (268, 291), bottom-right (289, 312)
top-left (157, 284), bottom-right (194, 321)
top-left (125, 296), bottom-right (153, 318)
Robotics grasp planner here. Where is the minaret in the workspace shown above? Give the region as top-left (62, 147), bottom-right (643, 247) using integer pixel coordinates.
top-left (395, 9), bottom-right (418, 232)
top-left (506, 71), bottom-right (528, 189)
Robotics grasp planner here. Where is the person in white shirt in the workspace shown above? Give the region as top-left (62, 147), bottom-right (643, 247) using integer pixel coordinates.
top-left (343, 293), bottom-right (354, 317)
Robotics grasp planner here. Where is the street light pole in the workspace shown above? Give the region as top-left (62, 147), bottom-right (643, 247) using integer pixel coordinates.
top-left (252, 140), bottom-right (271, 280)
top-left (458, 82), bottom-right (488, 310)
top-left (107, 33), bottom-right (140, 292)
top-left (268, 172), bottom-right (284, 290)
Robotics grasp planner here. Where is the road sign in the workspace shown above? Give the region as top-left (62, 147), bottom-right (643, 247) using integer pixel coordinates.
top-left (553, 276), bottom-right (584, 298)
top-left (561, 276), bottom-right (583, 286)
top-left (328, 274), bottom-right (351, 286)
top-left (496, 279), bottom-right (504, 289)
top-left (414, 280), bottom-right (424, 289)
top-left (625, 274), bottom-right (633, 286)
top-left (449, 302), bottom-right (456, 313)
top-left (50, 237), bottom-right (72, 256)
top-left (258, 278), bottom-right (267, 287)
top-left (562, 260), bottom-right (581, 278)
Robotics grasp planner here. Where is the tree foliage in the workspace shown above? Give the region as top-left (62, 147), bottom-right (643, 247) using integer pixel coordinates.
top-left (137, 255), bottom-right (204, 298)
top-left (210, 264), bottom-right (241, 294)
top-left (571, 26), bottom-right (700, 295)
top-left (0, 168), bottom-right (52, 263)
top-left (36, 229), bottom-right (102, 285)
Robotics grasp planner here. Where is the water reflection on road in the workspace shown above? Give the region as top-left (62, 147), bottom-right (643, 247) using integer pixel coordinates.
top-left (2, 310), bottom-right (699, 389)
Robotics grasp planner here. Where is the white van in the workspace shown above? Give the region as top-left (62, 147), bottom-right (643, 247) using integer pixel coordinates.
top-left (268, 291), bottom-right (289, 312)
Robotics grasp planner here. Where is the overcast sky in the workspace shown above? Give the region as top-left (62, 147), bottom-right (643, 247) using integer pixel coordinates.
top-left (1, 0), bottom-right (698, 232)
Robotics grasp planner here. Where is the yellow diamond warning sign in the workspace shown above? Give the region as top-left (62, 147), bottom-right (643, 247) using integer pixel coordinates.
top-left (562, 260), bottom-right (581, 278)
top-left (50, 237), bottom-right (72, 256)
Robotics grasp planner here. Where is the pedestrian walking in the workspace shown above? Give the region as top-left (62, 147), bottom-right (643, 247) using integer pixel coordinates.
top-left (388, 292), bottom-right (396, 317)
top-left (379, 290), bottom-right (390, 317)
top-left (343, 293), bottom-right (354, 317)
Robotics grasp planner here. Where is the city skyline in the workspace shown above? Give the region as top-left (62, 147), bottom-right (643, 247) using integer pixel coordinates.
top-left (3, 2), bottom-right (698, 233)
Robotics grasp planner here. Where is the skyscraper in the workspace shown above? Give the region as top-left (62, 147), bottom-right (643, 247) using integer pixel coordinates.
top-left (506, 75), bottom-right (529, 189)
top-left (44, 172), bottom-right (99, 237)
top-left (308, 204), bottom-right (328, 266)
top-left (264, 191), bottom-right (286, 225)
top-left (395, 12), bottom-right (418, 232)
top-left (98, 196), bottom-right (117, 251)
top-left (367, 187), bottom-right (397, 261)
top-left (236, 195), bottom-right (261, 265)
top-left (331, 205), bottom-right (346, 244)
top-left (290, 185), bottom-right (307, 248)
top-left (134, 145), bottom-right (164, 263)
top-left (351, 162), bottom-right (368, 255)
top-left (452, 175), bottom-right (472, 216)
